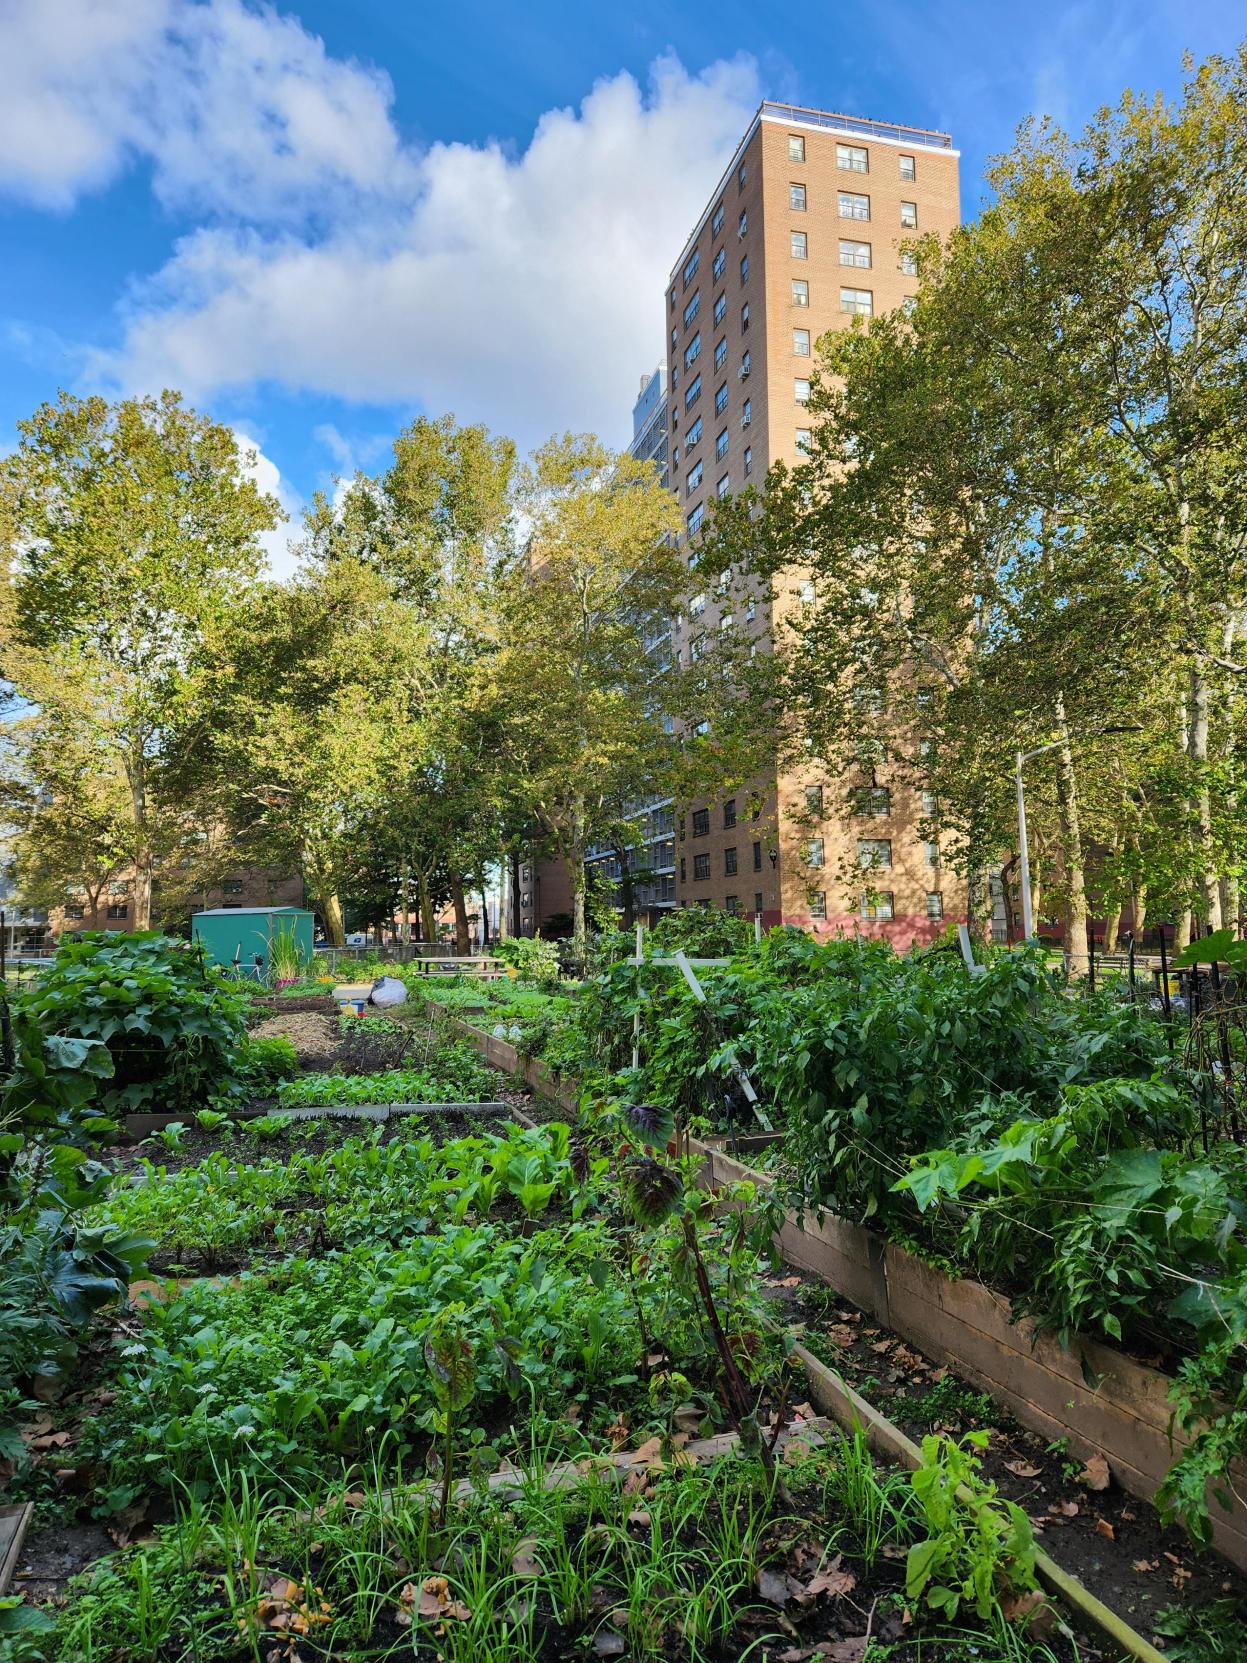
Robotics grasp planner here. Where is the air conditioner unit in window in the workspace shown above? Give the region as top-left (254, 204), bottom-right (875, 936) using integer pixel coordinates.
top-left (740, 414), bottom-right (752, 427)
top-left (738, 364), bottom-right (750, 380)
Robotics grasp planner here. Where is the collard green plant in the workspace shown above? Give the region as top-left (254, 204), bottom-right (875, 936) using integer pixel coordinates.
top-left (905, 1431), bottom-right (1037, 1620)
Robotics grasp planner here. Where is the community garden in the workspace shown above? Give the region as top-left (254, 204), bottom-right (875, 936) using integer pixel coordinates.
top-left (2, 925), bottom-right (1246, 1661)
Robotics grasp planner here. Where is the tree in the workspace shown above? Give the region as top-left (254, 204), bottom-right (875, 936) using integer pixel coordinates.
top-left (494, 433), bottom-right (686, 952)
top-left (202, 556), bottom-right (426, 945)
top-left (0, 392), bottom-right (280, 928)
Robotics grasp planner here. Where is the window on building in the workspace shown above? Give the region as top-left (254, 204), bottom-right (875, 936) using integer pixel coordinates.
top-left (741, 397), bottom-right (752, 426)
top-left (924, 839), bottom-right (941, 869)
top-left (671, 366), bottom-right (678, 391)
top-left (795, 427), bottom-right (811, 452)
top-left (838, 191), bottom-right (870, 220)
top-left (684, 331), bottom-right (701, 369)
top-left (916, 686), bottom-right (935, 710)
top-left (724, 847), bottom-right (738, 876)
top-left (793, 327), bottom-right (810, 356)
top-left (680, 857), bottom-right (686, 882)
top-left (902, 295), bottom-right (918, 318)
top-left (738, 208), bottom-right (748, 236)
top-left (738, 161), bottom-right (747, 189)
top-left (713, 336), bottom-right (727, 371)
top-left (107, 903), bottom-right (128, 920)
top-left (689, 592), bottom-right (706, 618)
top-left (790, 181), bottom-right (807, 211)
top-left (854, 684), bottom-right (885, 715)
top-left (713, 247), bottom-right (725, 280)
top-left (687, 503), bottom-right (704, 535)
top-left (713, 291), bottom-right (726, 324)
top-left (683, 249), bottom-right (700, 287)
top-left (66, 904), bottom-right (86, 920)
top-left (223, 878), bottom-right (245, 895)
top-left (752, 840), bottom-right (763, 871)
top-left (926, 891), bottom-right (944, 919)
top-left (754, 891), bottom-right (764, 914)
top-left (840, 287), bottom-right (873, 316)
top-left (740, 254), bottom-right (749, 282)
top-left (693, 852), bottom-right (711, 881)
top-left (900, 200), bottom-right (918, 229)
top-left (693, 719), bottom-right (710, 736)
top-left (740, 348), bottom-right (751, 378)
top-left (922, 790), bottom-right (939, 817)
top-left (790, 230), bottom-right (808, 259)
top-left (671, 325), bottom-right (678, 348)
top-left (852, 785), bottom-right (891, 817)
top-left (900, 249), bottom-right (918, 276)
top-left (809, 891), bottom-right (827, 920)
top-left (712, 200), bottom-right (725, 235)
top-left (686, 459), bottom-right (703, 493)
top-left (722, 798), bottom-right (736, 829)
top-left (798, 578), bottom-right (815, 604)
top-left (741, 301), bottom-right (750, 330)
top-left (683, 291), bottom-right (701, 327)
top-left (670, 288), bottom-right (676, 312)
top-left (794, 378), bottom-right (811, 403)
top-left (807, 836), bottom-right (826, 868)
top-left (899, 153), bottom-right (916, 181)
top-left (860, 891), bottom-right (894, 920)
top-left (792, 278), bottom-right (809, 306)
top-left (837, 142), bottom-right (869, 172)
top-left (692, 808), bottom-right (710, 836)
top-left (685, 373), bottom-right (701, 408)
top-left (788, 133), bottom-right (805, 162)
top-left (839, 238), bottom-right (871, 268)
top-left (919, 736), bottom-right (935, 760)
top-left (805, 783), bottom-right (824, 815)
top-left (858, 837), bottom-right (892, 869)
top-left (743, 446), bottom-right (753, 476)
top-left (716, 471), bottom-right (730, 497)
top-left (715, 427), bottom-right (729, 460)
top-left (690, 631), bottom-right (707, 661)
top-left (725, 894), bottom-right (740, 914)
top-left (715, 382), bottom-right (728, 415)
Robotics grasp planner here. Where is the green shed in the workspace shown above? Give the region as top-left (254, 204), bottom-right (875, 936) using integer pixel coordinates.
top-left (191, 906), bottom-right (315, 979)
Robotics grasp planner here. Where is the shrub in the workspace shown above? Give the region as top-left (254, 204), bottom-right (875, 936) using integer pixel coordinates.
top-left (648, 909), bottom-right (756, 960)
top-left (491, 936), bottom-right (561, 983)
top-left (233, 1033), bottom-right (298, 1095)
top-left (11, 933), bottom-right (247, 1117)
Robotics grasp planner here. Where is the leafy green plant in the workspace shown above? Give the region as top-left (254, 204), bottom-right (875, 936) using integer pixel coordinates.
top-left (905, 1431), bottom-right (1037, 1620)
top-left (144, 1121), bottom-right (188, 1153)
top-left (9, 933), bottom-right (248, 1116)
top-left (194, 1108), bottom-right (232, 1133)
top-left (233, 1033), bottom-right (298, 1096)
top-left (423, 1309), bottom-right (479, 1522)
top-left (276, 1045), bottom-right (497, 1109)
top-left (244, 1113), bottom-right (287, 1142)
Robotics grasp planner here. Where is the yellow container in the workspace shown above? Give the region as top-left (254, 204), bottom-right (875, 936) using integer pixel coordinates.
top-left (333, 982), bottom-right (372, 1015)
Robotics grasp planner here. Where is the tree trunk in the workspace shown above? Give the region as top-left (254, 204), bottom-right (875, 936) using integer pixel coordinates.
top-left (1103, 907), bottom-right (1122, 955)
top-left (126, 746), bottom-right (153, 930)
top-left (1132, 883), bottom-right (1148, 944)
top-left (1187, 659), bottom-right (1222, 932)
top-left (510, 850), bottom-right (522, 937)
top-left (1053, 698), bottom-right (1089, 971)
top-left (570, 795), bottom-right (587, 954)
top-left (1176, 911), bottom-right (1192, 953)
top-left (449, 874), bottom-right (471, 956)
top-left (400, 856), bottom-right (410, 944)
top-left (1225, 875), bottom-right (1241, 939)
top-left (417, 870), bottom-right (437, 944)
top-left (318, 889), bottom-right (346, 946)
top-left (480, 885), bottom-right (490, 947)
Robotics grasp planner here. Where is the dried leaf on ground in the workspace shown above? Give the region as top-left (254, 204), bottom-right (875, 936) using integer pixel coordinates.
top-left (806, 1554), bottom-right (856, 1598)
top-left (511, 1539), bottom-right (542, 1578)
top-left (1079, 1454), bottom-right (1111, 1491)
top-left (1095, 1519), bottom-right (1115, 1540)
top-left (1004, 1460), bottom-right (1042, 1479)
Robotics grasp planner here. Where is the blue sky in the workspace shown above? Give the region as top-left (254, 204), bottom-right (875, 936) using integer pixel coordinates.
top-left (1, 0), bottom-right (1242, 573)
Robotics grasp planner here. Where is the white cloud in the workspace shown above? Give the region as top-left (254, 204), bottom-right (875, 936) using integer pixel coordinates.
top-left (0, 0), bottom-right (410, 217)
top-left (92, 52), bottom-right (760, 447)
top-left (2, 0), bottom-right (761, 450)
top-left (233, 429), bottom-right (302, 580)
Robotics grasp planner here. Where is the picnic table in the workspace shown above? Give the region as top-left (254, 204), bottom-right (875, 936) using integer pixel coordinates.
top-left (412, 955), bottom-right (506, 980)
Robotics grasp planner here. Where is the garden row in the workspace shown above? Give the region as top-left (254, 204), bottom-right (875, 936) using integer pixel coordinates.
top-left (0, 930), bottom-right (1107, 1661)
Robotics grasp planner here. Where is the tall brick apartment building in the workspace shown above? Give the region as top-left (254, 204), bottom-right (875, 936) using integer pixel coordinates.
top-left (664, 100), bottom-right (964, 948)
top-left (520, 101), bottom-right (966, 945)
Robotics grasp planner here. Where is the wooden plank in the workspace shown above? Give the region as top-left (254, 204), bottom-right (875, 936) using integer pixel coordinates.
top-left (0, 1502), bottom-right (34, 1595)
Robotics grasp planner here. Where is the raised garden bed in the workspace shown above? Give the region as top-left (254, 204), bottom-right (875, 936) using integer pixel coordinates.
top-left (692, 1135), bottom-right (1247, 1575)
